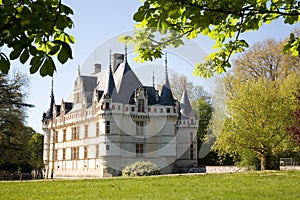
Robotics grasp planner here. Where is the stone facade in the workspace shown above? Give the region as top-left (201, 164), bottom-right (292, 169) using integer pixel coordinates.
top-left (42, 51), bottom-right (197, 178)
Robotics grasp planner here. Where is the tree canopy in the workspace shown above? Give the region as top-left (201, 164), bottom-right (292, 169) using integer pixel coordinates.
top-left (212, 38), bottom-right (300, 170)
top-left (0, 0), bottom-right (74, 76)
top-left (121, 0), bottom-right (300, 77)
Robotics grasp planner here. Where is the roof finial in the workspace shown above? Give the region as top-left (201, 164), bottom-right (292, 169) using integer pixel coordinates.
top-left (165, 51), bottom-right (169, 85)
top-left (109, 49), bottom-right (112, 70)
top-left (152, 71), bottom-right (155, 88)
top-left (50, 76), bottom-right (54, 100)
top-left (77, 65), bottom-right (81, 76)
top-left (124, 43), bottom-right (128, 63)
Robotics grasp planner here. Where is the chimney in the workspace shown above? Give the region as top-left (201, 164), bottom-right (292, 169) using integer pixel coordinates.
top-left (112, 53), bottom-right (124, 73)
top-left (94, 64), bottom-right (101, 74)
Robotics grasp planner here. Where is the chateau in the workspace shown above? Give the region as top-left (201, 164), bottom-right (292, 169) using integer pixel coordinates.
top-left (42, 50), bottom-right (198, 178)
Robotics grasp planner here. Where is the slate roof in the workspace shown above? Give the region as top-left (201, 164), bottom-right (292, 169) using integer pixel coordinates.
top-left (179, 90), bottom-right (192, 119)
top-left (159, 54), bottom-right (175, 106)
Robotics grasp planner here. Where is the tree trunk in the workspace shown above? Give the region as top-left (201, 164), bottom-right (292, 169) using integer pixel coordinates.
top-left (260, 153), bottom-right (267, 171)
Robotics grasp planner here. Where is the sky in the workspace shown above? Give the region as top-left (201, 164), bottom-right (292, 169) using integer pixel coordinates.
top-left (11, 0), bottom-right (299, 134)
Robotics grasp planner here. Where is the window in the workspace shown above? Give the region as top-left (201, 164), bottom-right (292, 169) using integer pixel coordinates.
top-left (72, 127), bottom-right (79, 140)
top-left (191, 119), bottom-right (194, 124)
top-left (54, 131), bottom-right (58, 143)
top-left (54, 149), bottom-right (58, 161)
top-left (148, 107), bottom-right (151, 112)
top-left (63, 149), bottom-right (66, 160)
top-left (190, 149), bottom-right (194, 160)
top-left (136, 144), bottom-right (144, 157)
top-left (125, 107), bottom-right (128, 112)
top-left (118, 105), bottom-right (121, 110)
top-left (112, 105), bottom-right (115, 110)
top-left (84, 146), bottom-right (88, 159)
top-left (96, 145), bottom-right (99, 158)
top-left (71, 147), bottom-right (79, 160)
top-left (154, 108), bottom-right (157, 113)
top-left (160, 108), bottom-right (163, 113)
top-left (96, 122), bottom-right (99, 136)
top-left (63, 129), bottom-right (66, 142)
top-left (190, 132), bottom-right (194, 143)
top-left (106, 145), bottom-right (110, 151)
top-left (105, 102), bottom-right (110, 110)
top-left (138, 99), bottom-right (145, 112)
top-left (166, 108), bottom-right (170, 113)
top-left (136, 121), bottom-right (144, 136)
top-left (131, 107), bottom-right (135, 112)
top-left (105, 121), bottom-right (110, 134)
top-left (84, 124), bottom-right (88, 138)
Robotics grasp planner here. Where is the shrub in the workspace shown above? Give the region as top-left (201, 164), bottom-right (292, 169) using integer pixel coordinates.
top-left (122, 161), bottom-right (160, 176)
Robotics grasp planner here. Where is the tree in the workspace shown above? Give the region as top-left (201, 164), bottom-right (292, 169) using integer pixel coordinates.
top-left (288, 91), bottom-right (300, 144)
top-left (28, 133), bottom-right (44, 178)
top-left (121, 0), bottom-right (300, 77)
top-left (168, 74), bottom-right (213, 163)
top-left (0, 0), bottom-right (74, 76)
top-left (213, 76), bottom-right (300, 170)
top-left (0, 72), bottom-right (33, 172)
top-left (233, 38), bottom-right (300, 81)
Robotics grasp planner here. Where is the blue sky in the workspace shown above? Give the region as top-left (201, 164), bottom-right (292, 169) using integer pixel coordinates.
top-left (14, 1), bottom-right (299, 133)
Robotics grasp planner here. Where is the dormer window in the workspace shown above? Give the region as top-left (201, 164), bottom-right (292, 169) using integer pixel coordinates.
top-left (138, 99), bottom-right (145, 112)
top-left (105, 102), bottom-right (110, 110)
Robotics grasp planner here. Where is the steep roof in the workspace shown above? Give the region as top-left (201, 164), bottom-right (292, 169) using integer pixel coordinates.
top-left (103, 55), bottom-right (116, 99)
top-left (159, 53), bottom-right (175, 106)
top-left (114, 58), bottom-right (142, 104)
top-left (179, 90), bottom-right (192, 119)
top-left (180, 90), bottom-right (192, 115)
top-left (43, 78), bottom-right (55, 120)
top-left (144, 86), bottom-right (159, 105)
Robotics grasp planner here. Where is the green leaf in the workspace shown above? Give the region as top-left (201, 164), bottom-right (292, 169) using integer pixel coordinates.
top-left (58, 43), bottom-right (72, 64)
top-left (48, 44), bottom-right (61, 55)
top-left (40, 56), bottom-right (55, 77)
top-left (10, 47), bottom-right (23, 60)
top-left (0, 55), bottom-right (10, 74)
top-left (30, 55), bottom-right (44, 74)
top-left (20, 49), bottom-right (30, 64)
top-left (133, 11), bottom-right (145, 22)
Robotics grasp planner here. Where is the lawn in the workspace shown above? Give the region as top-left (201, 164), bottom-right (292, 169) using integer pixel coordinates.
top-left (0, 171), bottom-right (299, 199)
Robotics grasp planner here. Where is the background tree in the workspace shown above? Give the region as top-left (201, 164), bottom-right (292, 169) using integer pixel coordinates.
top-left (233, 38), bottom-right (300, 81)
top-left (167, 74), bottom-right (213, 164)
top-left (214, 76), bottom-right (300, 170)
top-left (0, 0), bottom-right (74, 76)
top-left (0, 72), bottom-right (35, 172)
top-left (28, 133), bottom-right (44, 178)
top-left (288, 91), bottom-right (300, 144)
top-left (122, 0), bottom-right (300, 77)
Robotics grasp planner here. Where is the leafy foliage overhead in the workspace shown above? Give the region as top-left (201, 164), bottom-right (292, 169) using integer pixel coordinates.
top-left (0, 0), bottom-right (74, 76)
top-left (121, 0), bottom-right (300, 77)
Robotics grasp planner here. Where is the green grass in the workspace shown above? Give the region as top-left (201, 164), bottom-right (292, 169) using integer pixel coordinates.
top-left (1, 171), bottom-right (300, 199)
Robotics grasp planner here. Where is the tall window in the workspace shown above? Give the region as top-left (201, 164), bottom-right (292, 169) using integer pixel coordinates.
top-left (105, 121), bottom-right (110, 134)
top-left (96, 144), bottom-right (99, 158)
top-left (63, 129), bottom-right (66, 142)
top-left (72, 127), bottom-right (79, 140)
top-left (54, 131), bottom-right (58, 143)
top-left (96, 122), bottom-right (99, 136)
top-left (84, 124), bottom-right (88, 138)
top-left (84, 146), bottom-right (88, 159)
top-left (138, 99), bottom-right (145, 112)
top-left (105, 102), bottom-right (110, 110)
top-left (136, 121), bottom-right (144, 136)
top-left (190, 132), bottom-right (194, 143)
top-left (54, 149), bottom-right (58, 161)
top-left (71, 147), bottom-right (79, 160)
top-left (62, 148), bottom-right (66, 160)
top-left (190, 149), bottom-right (194, 160)
top-left (136, 144), bottom-right (144, 158)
